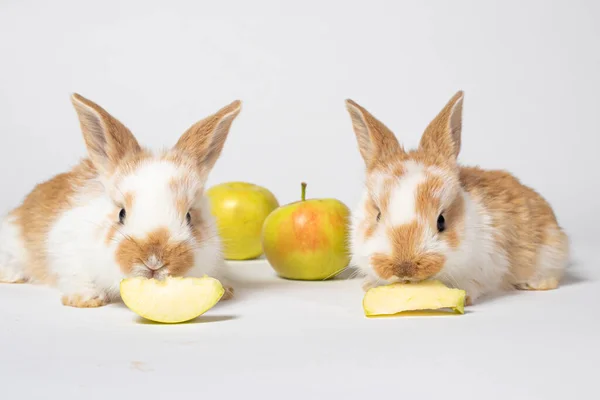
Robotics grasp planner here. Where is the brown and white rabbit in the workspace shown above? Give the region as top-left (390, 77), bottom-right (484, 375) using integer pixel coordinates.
top-left (345, 91), bottom-right (569, 304)
top-left (0, 94), bottom-right (241, 307)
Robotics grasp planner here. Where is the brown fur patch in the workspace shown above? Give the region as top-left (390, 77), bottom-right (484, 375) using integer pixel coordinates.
top-left (388, 222), bottom-right (422, 262)
top-left (115, 227), bottom-right (195, 277)
top-left (372, 251), bottom-right (446, 281)
top-left (460, 167), bottom-right (565, 284)
top-left (389, 163), bottom-right (405, 178)
top-left (61, 293), bottom-right (108, 308)
top-left (414, 173), bottom-right (464, 250)
top-left (443, 193), bottom-right (464, 249)
top-left (169, 176), bottom-right (198, 219)
top-left (360, 171), bottom-right (398, 240)
top-left (123, 192), bottom-right (134, 209)
top-left (12, 159), bottom-right (99, 284)
top-left (188, 208), bottom-right (206, 246)
top-left (369, 221), bottom-right (446, 280)
top-left (415, 176), bottom-right (444, 218)
top-left (362, 199), bottom-right (380, 240)
top-left (104, 192), bottom-right (133, 245)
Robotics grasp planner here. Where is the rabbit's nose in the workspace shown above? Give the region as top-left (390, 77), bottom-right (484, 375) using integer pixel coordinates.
top-left (145, 254), bottom-right (164, 271)
top-left (394, 261), bottom-right (417, 279)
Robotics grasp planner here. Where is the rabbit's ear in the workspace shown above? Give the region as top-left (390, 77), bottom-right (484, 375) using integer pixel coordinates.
top-left (345, 99), bottom-right (404, 168)
top-left (174, 100), bottom-right (242, 180)
top-left (71, 93), bottom-right (141, 174)
top-left (419, 91), bottom-right (464, 160)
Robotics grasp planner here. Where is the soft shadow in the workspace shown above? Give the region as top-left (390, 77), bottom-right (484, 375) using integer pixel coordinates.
top-left (474, 289), bottom-right (522, 305)
top-left (560, 265), bottom-right (589, 287)
top-left (223, 280), bottom-right (287, 290)
top-left (273, 267), bottom-right (360, 283)
top-left (334, 266), bottom-right (361, 280)
top-left (134, 314), bottom-right (238, 325)
top-left (472, 269), bottom-right (589, 305)
top-left (366, 309), bottom-right (471, 318)
top-left (225, 255), bottom-right (266, 264)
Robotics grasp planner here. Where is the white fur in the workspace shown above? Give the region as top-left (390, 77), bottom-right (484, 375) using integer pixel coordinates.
top-left (518, 227), bottom-right (568, 288)
top-left (349, 192), bottom-right (382, 283)
top-left (387, 162), bottom-right (427, 226)
top-left (116, 160), bottom-right (190, 241)
top-left (47, 188), bottom-right (124, 300)
top-left (0, 214), bottom-right (28, 283)
top-left (433, 191), bottom-right (510, 301)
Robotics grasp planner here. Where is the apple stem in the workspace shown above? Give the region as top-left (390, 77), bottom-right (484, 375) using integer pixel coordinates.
top-left (301, 182), bottom-right (307, 201)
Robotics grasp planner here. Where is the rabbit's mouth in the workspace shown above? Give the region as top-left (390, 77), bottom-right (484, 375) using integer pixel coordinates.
top-left (130, 264), bottom-right (170, 280)
top-left (387, 276), bottom-right (422, 284)
top-left (370, 252), bottom-right (446, 282)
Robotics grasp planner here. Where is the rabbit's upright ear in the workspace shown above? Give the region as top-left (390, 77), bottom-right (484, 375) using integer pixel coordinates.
top-left (174, 100), bottom-right (242, 180)
top-left (345, 99), bottom-right (404, 169)
top-left (419, 91), bottom-right (464, 161)
top-left (71, 93), bottom-right (141, 174)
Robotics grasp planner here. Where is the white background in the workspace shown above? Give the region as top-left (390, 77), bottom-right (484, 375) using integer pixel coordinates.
top-left (1, 1), bottom-right (599, 399)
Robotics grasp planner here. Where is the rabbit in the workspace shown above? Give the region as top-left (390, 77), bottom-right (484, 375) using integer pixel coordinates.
top-left (0, 94), bottom-right (241, 307)
top-left (345, 91), bottom-right (569, 304)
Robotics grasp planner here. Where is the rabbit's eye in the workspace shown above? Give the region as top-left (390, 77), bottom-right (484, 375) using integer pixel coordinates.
top-left (119, 209), bottom-right (126, 224)
top-left (186, 212), bottom-right (192, 226)
top-left (437, 214), bottom-right (445, 232)
top-left (376, 211), bottom-right (381, 222)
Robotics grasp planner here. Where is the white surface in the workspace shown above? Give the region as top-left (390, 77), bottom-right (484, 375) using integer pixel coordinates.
top-left (1, 243), bottom-right (598, 400)
top-left (1, 1), bottom-right (599, 399)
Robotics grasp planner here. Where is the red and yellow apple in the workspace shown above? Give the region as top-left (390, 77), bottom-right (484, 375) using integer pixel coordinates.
top-left (261, 183), bottom-right (350, 280)
top-left (207, 182), bottom-right (279, 260)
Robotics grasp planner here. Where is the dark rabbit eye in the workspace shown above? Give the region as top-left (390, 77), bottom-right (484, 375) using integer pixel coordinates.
top-left (376, 211), bottom-right (381, 222)
top-left (437, 214), bottom-right (445, 232)
top-left (186, 212), bottom-right (192, 226)
top-left (119, 209), bottom-right (126, 224)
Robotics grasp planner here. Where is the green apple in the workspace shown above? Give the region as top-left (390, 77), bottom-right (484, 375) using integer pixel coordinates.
top-left (207, 182), bottom-right (279, 260)
top-left (261, 183), bottom-right (350, 280)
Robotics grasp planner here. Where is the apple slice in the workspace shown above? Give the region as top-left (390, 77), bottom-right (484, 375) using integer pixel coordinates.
top-left (120, 276), bottom-right (225, 323)
top-left (363, 280), bottom-right (466, 317)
